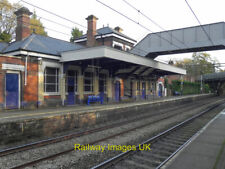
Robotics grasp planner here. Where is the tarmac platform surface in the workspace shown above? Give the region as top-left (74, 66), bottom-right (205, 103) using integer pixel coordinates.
top-left (0, 94), bottom-right (206, 123)
top-left (165, 108), bottom-right (225, 169)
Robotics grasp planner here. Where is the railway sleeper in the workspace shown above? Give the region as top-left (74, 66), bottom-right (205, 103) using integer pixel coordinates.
top-left (161, 138), bottom-right (185, 145)
top-left (135, 153), bottom-right (167, 163)
top-left (126, 157), bottom-right (160, 168)
top-left (165, 136), bottom-right (187, 142)
top-left (153, 140), bottom-right (182, 148)
top-left (122, 159), bottom-right (153, 169)
top-left (140, 150), bottom-right (168, 159)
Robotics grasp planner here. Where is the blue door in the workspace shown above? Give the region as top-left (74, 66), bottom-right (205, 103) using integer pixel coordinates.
top-left (6, 73), bottom-right (19, 109)
top-left (67, 76), bottom-right (75, 105)
top-left (115, 81), bottom-right (120, 102)
top-left (67, 70), bottom-right (76, 105)
top-left (158, 83), bottom-right (162, 97)
top-left (142, 82), bottom-right (146, 99)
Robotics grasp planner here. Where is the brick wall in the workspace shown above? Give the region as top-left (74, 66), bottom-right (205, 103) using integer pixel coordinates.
top-left (0, 55), bottom-right (38, 109)
top-left (24, 58), bottom-right (38, 104)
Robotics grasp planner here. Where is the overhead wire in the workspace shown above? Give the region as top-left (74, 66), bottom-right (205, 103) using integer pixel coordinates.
top-left (37, 16), bottom-right (73, 30)
top-left (0, 1), bottom-right (75, 36)
top-left (2, 14), bottom-right (71, 37)
top-left (96, 0), bottom-right (183, 50)
top-left (121, 0), bottom-right (189, 48)
top-left (20, 0), bottom-right (87, 29)
top-left (184, 0), bottom-right (214, 45)
top-left (0, 1), bottom-right (73, 30)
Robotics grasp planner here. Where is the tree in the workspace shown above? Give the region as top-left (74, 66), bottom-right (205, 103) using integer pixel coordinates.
top-left (0, 30), bottom-right (11, 42)
top-left (70, 27), bottom-right (83, 42)
top-left (30, 11), bottom-right (47, 36)
top-left (0, 1), bottom-right (47, 42)
top-left (0, 0), bottom-right (20, 42)
top-left (175, 52), bottom-right (219, 79)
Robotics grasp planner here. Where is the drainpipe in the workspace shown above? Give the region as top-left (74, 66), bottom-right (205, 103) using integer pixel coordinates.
top-left (24, 53), bottom-right (28, 86)
top-left (62, 63), bottom-right (65, 106)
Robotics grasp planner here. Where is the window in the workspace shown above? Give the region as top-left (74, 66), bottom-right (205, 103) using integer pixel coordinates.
top-left (84, 72), bottom-right (93, 92)
top-left (99, 73), bottom-right (107, 92)
top-left (148, 81), bottom-right (151, 91)
top-left (44, 67), bottom-right (59, 93)
top-left (137, 81), bottom-right (140, 91)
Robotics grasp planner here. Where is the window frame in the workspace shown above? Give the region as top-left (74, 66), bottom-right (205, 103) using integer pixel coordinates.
top-left (137, 80), bottom-right (140, 91)
top-left (44, 67), bottom-right (59, 94)
top-left (84, 71), bottom-right (94, 93)
top-left (99, 73), bottom-right (107, 93)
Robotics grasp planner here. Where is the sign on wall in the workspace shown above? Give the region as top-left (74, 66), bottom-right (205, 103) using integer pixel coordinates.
top-left (2, 64), bottom-right (25, 71)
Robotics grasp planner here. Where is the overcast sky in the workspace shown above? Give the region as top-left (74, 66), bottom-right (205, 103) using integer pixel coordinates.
top-left (10, 0), bottom-right (225, 64)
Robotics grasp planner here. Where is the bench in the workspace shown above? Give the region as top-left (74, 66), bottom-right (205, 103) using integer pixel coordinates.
top-left (87, 95), bottom-right (103, 105)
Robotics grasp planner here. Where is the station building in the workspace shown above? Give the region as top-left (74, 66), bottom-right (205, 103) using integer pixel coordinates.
top-left (0, 7), bottom-right (185, 109)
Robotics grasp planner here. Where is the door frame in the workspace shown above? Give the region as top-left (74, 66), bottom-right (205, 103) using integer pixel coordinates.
top-left (115, 81), bottom-right (120, 101)
top-left (66, 69), bottom-right (78, 105)
top-left (142, 82), bottom-right (146, 99)
top-left (5, 71), bottom-right (21, 109)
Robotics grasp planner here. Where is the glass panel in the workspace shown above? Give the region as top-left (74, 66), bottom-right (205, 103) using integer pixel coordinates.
top-left (44, 67), bottom-right (59, 93)
top-left (85, 86), bottom-right (91, 92)
top-left (84, 72), bottom-right (93, 77)
top-left (46, 75), bottom-right (56, 83)
top-left (46, 84), bottom-right (56, 92)
top-left (99, 73), bottom-right (106, 79)
top-left (85, 79), bottom-right (91, 84)
top-left (46, 67), bottom-right (56, 75)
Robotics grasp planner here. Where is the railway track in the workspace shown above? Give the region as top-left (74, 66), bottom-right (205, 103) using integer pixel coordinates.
top-left (0, 97), bottom-right (223, 169)
top-left (91, 102), bottom-right (224, 169)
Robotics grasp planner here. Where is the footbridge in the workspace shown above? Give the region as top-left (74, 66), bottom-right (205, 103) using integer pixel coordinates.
top-left (131, 22), bottom-right (225, 59)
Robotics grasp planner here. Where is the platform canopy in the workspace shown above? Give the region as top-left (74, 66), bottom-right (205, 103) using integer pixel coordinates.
top-left (130, 22), bottom-right (225, 59)
top-left (61, 46), bottom-right (185, 77)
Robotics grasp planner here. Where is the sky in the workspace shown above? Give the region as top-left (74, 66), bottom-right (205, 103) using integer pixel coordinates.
top-left (9, 0), bottom-right (225, 65)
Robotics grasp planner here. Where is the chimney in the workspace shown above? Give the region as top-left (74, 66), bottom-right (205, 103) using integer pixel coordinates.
top-left (86, 15), bottom-right (98, 47)
top-left (14, 7), bottom-right (33, 41)
top-left (114, 26), bottom-right (123, 33)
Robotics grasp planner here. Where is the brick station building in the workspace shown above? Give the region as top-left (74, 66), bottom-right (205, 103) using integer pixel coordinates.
top-left (0, 7), bottom-right (185, 110)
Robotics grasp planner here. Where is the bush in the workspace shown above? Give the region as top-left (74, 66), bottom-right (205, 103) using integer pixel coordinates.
top-left (171, 80), bottom-right (210, 95)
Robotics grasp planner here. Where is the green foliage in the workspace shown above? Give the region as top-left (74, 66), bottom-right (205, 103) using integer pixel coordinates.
top-left (175, 52), bottom-right (218, 79)
top-left (0, 0), bottom-right (21, 42)
top-left (70, 27), bottom-right (83, 42)
top-left (0, 31), bottom-right (11, 42)
top-left (0, 1), bottom-right (47, 42)
top-left (164, 78), bottom-right (168, 88)
top-left (171, 80), bottom-right (210, 95)
top-left (30, 11), bottom-right (47, 36)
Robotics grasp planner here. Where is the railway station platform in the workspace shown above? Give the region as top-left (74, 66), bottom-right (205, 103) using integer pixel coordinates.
top-left (0, 94), bottom-right (210, 123)
top-left (165, 108), bottom-right (225, 169)
top-left (0, 94), bottom-right (212, 146)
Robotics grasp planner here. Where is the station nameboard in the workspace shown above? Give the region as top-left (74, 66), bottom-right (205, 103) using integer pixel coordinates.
top-left (2, 63), bottom-right (25, 71)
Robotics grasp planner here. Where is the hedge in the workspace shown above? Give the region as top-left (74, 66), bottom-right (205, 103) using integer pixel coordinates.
top-left (170, 80), bottom-right (210, 95)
